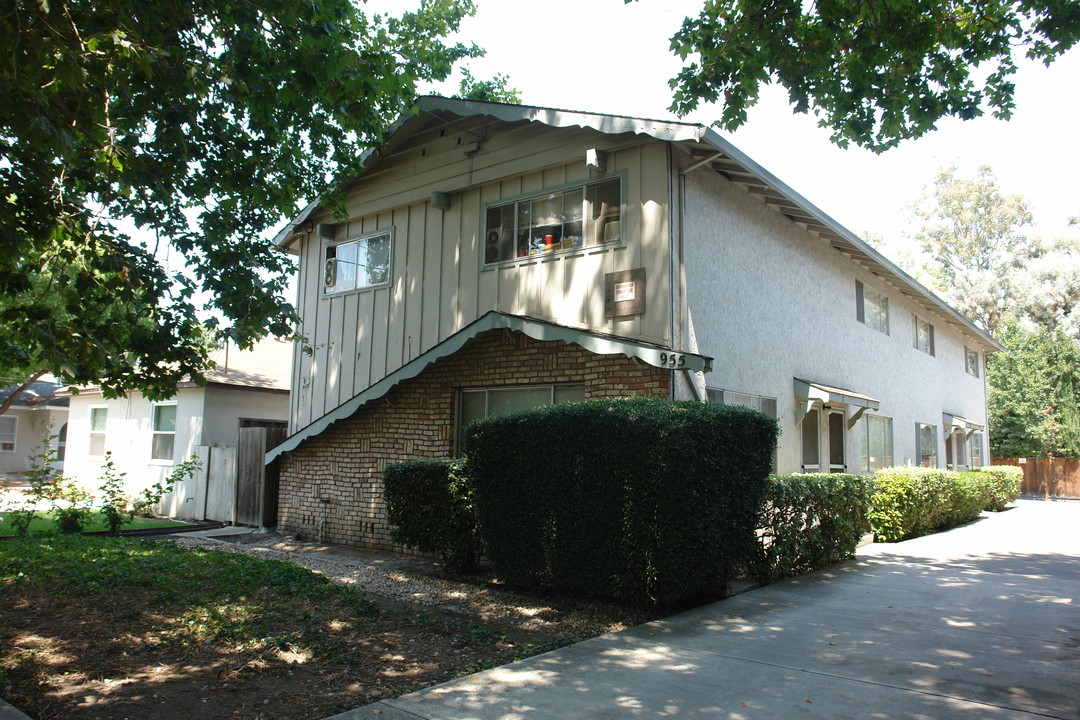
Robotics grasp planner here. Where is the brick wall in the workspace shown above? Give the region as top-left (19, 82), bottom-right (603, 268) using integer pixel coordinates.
top-left (275, 329), bottom-right (671, 554)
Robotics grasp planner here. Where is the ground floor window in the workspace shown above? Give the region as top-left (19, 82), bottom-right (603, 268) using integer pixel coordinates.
top-left (457, 384), bottom-right (585, 452)
top-left (89, 406), bottom-right (108, 457)
top-left (916, 423), bottom-right (937, 467)
top-left (0, 416), bottom-right (15, 452)
top-left (855, 415), bottom-right (893, 472)
top-left (151, 403), bottom-right (177, 461)
top-left (968, 431), bottom-right (985, 468)
top-left (707, 388), bottom-right (777, 471)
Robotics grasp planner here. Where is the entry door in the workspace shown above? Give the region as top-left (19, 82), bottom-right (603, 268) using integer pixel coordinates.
top-left (801, 407), bottom-right (847, 473)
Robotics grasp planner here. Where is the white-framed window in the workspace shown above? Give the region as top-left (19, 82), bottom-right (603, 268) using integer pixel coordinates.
top-left (0, 415), bottom-right (16, 452)
top-left (322, 229), bottom-right (392, 295)
top-left (916, 423), bottom-right (937, 467)
top-left (913, 314), bottom-right (935, 356)
top-left (88, 406), bottom-right (108, 457)
top-left (151, 403), bottom-right (177, 461)
top-left (965, 346), bottom-right (981, 377)
top-left (707, 388), bottom-right (778, 472)
top-left (483, 175), bottom-right (623, 265)
top-left (855, 414), bottom-right (893, 472)
top-left (945, 428), bottom-right (969, 470)
top-left (856, 280), bottom-right (889, 334)
top-left (457, 384), bottom-right (585, 451)
top-left (968, 431), bottom-right (985, 468)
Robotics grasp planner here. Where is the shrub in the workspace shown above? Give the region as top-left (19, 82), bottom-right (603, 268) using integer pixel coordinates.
top-left (975, 465), bottom-right (1023, 511)
top-left (463, 397), bottom-right (778, 607)
top-left (382, 459), bottom-right (481, 573)
top-left (50, 478), bottom-right (94, 534)
top-left (750, 473), bottom-right (872, 583)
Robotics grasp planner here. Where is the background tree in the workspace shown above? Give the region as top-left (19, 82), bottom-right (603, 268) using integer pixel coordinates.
top-left (653, 0), bottom-right (1080, 151)
top-left (455, 68), bottom-right (522, 103)
top-left (1, 0), bottom-right (481, 407)
top-left (910, 165), bottom-right (1033, 335)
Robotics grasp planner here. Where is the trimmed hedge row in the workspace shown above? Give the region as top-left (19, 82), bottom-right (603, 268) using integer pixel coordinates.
top-left (750, 473), bottom-right (873, 583)
top-left (868, 465), bottom-right (1022, 542)
top-left (381, 459), bottom-right (482, 572)
top-left (462, 397), bottom-right (778, 606)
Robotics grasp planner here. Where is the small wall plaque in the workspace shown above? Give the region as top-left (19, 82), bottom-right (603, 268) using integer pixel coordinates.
top-left (606, 268), bottom-right (646, 318)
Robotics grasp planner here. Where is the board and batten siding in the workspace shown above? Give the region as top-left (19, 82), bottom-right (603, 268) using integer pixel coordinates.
top-left (289, 118), bottom-right (673, 431)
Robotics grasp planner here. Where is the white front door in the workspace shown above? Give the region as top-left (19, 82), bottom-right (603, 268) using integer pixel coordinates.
top-left (801, 407), bottom-right (848, 473)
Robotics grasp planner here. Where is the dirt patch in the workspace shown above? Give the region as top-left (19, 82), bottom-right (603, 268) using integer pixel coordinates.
top-left (0, 534), bottom-right (668, 720)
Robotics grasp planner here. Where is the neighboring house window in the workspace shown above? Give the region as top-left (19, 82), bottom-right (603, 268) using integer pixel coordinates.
top-left (965, 346), bottom-right (981, 377)
top-left (916, 423), bottom-right (937, 467)
top-left (968, 431), bottom-right (985, 468)
top-left (151, 403), bottom-right (177, 461)
top-left (323, 229), bottom-right (392, 295)
top-left (856, 415), bottom-right (893, 472)
top-left (89, 406), bottom-right (108, 456)
top-left (912, 315), bottom-right (935, 356)
top-left (483, 175), bottom-right (623, 264)
top-left (945, 429), bottom-right (969, 470)
top-left (0, 416), bottom-right (15, 452)
top-left (707, 388), bottom-right (778, 472)
top-left (856, 280), bottom-right (889, 334)
top-left (56, 423), bottom-right (67, 462)
top-left (457, 384), bottom-right (585, 451)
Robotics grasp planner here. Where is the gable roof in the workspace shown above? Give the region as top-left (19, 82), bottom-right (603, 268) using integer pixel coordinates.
top-left (266, 311), bottom-right (712, 463)
top-left (195, 337), bottom-right (293, 392)
top-left (273, 96), bottom-right (1001, 352)
top-left (0, 381), bottom-right (69, 410)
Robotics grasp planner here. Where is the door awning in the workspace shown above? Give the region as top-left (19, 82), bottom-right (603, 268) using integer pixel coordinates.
top-left (943, 413), bottom-right (984, 437)
top-left (794, 378), bottom-right (880, 427)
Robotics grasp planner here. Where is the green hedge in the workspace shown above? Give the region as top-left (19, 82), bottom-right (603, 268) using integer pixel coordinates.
top-left (462, 397), bottom-right (778, 606)
top-left (381, 459), bottom-right (482, 573)
top-left (975, 465), bottom-right (1023, 511)
top-left (750, 473), bottom-right (873, 583)
top-left (868, 466), bottom-right (1020, 543)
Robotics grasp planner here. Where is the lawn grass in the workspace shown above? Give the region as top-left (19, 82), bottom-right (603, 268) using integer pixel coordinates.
top-left (0, 511), bottom-right (190, 537)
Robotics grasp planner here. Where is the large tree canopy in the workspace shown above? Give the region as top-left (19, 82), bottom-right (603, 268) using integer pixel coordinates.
top-left (655, 0), bottom-right (1080, 151)
top-left (1, 0), bottom-right (479, 404)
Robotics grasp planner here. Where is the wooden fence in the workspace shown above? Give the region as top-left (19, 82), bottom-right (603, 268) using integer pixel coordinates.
top-left (992, 457), bottom-right (1080, 500)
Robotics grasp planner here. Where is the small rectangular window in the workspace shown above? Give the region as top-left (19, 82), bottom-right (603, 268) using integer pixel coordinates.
top-left (856, 280), bottom-right (889, 334)
top-left (323, 230), bottom-right (392, 295)
top-left (916, 423), bottom-right (937, 467)
top-left (913, 315), bottom-right (935, 356)
top-left (965, 347), bottom-right (981, 377)
top-left (484, 176), bottom-right (622, 264)
top-left (89, 406), bottom-right (107, 456)
top-left (0, 416), bottom-right (15, 452)
top-left (857, 415), bottom-right (893, 472)
top-left (151, 404), bottom-right (177, 461)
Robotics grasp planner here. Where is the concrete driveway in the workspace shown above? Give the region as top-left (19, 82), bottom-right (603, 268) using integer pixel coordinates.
top-left (331, 499), bottom-right (1079, 719)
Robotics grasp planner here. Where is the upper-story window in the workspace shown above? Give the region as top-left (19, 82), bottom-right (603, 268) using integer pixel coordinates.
top-left (323, 229), bottom-right (392, 295)
top-left (856, 280), bottom-right (889, 334)
top-left (912, 314), bottom-right (935, 356)
top-left (483, 176), bottom-right (622, 265)
top-left (965, 346), bottom-right (981, 377)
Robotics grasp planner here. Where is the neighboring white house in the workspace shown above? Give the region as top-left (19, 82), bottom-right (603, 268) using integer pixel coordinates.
top-left (0, 381), bottom-right (69, 479)
top-left (265, 97), bottom-right (1000, 552)
top-left (64, 338), bottom-right (292, 523)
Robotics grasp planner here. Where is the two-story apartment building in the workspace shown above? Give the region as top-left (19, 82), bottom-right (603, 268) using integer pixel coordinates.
top-left (267, 97), bottom-right (999, 550)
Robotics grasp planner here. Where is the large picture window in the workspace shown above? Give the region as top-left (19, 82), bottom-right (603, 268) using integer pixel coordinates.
top-left (89, 406), bottom-right (107, 456)
top-left (856, 415), bottom-right (893, 472)
top-left (856, 280), bottom-right (889, 334)
top-left (484, 176), bottom-right (622, 264)
top-left (151, 403), bottom-right (177, 461)
top-left (457, 385), bottom-right (585, 451)
top-left (0, 416), bottom-right (15, 452)
top-left (916, 423), bottom-right (937, 467)
top-left (323, 230), bottom-right (392, 295)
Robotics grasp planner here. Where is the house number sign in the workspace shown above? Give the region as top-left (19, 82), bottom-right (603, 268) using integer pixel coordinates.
top-left (658, 352), bottom-right (687, 368)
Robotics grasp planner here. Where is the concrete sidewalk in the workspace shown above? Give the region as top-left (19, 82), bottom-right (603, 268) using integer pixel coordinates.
top-left (331, 499), bottom-right (1079, 719)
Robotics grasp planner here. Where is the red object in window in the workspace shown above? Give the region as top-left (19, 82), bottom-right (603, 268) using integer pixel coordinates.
top-left (545, 235), bottom-right (553, 245)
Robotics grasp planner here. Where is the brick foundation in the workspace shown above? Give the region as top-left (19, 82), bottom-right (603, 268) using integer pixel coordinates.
top-left (275, 329), bottom-right (671, 554)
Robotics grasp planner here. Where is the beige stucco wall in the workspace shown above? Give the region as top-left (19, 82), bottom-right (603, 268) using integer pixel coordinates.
top-left (678, 159), bottom-right (990, 472)
top-left (288, 117), bottom-right (674, 431)
top-left (201, 386), bottom-right (289, 446)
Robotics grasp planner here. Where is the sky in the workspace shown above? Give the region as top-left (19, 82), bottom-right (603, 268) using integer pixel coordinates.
top-left (367, 0), bottom-right (1079, 253)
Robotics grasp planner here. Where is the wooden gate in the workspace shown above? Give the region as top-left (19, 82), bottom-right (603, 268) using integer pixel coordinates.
top-left (236, 423), bottom-right (287, 527)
